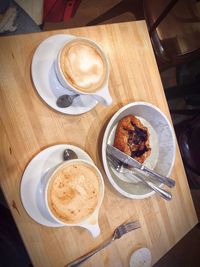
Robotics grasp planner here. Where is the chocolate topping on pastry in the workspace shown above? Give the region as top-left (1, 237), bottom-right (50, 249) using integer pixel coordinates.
top-left (114, 115), bottom-right (151, 163)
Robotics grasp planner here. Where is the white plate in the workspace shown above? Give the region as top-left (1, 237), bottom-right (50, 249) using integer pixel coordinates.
top-left (31, 34), bottom-right (98, 115)
top-left (20, 144), bottom-right (93, 227)
top-left (102, 102), bottom-right (176, 199)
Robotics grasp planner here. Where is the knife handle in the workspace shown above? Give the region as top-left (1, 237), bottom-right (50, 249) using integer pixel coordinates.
top-left (136, 174), bottom-right (172, 201)
top-left (145, 180), bottom-right (172, 201)
top-left (142, 166), bottom-right (175, 188)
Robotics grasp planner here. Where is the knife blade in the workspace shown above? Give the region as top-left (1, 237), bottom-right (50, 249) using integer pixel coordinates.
top-left (106, 144), bottom-right (175, 188)
top-left (107, 144), bottom-right (141, 168)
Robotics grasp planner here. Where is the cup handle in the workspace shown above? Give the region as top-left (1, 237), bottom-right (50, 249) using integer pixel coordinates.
top-left (93, 89), bottom-right (112, 106)
top-left (83, 223), bottom-right (101, 238)
top-left (80, 210), bottom-right (101, 238)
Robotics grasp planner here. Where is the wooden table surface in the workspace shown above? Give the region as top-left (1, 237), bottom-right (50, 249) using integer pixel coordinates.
top-left (0, 21), bottom-right (197, 267)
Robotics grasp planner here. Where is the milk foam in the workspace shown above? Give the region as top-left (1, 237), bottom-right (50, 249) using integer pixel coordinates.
top-left (60, 40), bottom-right (106, 92)
top-left (47, 162), bottom-right (100, 224)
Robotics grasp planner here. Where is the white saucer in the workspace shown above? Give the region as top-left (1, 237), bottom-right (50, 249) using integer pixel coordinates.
top-left (130, 248), bottom-right (152, 267)
top-left (20, 144), bottom-right (93, 227)
top-left (31, 34), bottom-right (98, 115)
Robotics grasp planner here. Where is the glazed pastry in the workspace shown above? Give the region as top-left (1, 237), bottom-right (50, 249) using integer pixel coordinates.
top-left (114, 115), bottom-right (151, 163)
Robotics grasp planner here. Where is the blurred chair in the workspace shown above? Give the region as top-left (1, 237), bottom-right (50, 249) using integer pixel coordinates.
top-left (143, 0), bottom-right (200, 191)
top-left (174, 113), bottom-right (200, 189)
top-left (43, 0), bottom-right (81, 24)
top-left (87, 0), bottom-right (144, 26)
top-left (143, 0), bottom-right (200, 72)
top-left (87, 0), bottom-right (200, 83)
top-left (143, 0), bottom-right (200, 105)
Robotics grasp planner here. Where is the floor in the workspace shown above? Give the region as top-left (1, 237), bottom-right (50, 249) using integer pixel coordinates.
top-left (1, 0), bottom-right (200, 266)
top-left (43, 0), bottom-right (143, 30)
top-left (14, 0), bottom-right (43, 25)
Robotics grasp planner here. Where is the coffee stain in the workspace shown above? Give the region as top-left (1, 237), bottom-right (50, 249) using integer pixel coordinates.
top-left (9, 147), bottom-right (12, 155)
top-left (12, 200), bottom-right (20, 215)
top-left (12, 53), bottom-right (14, 59)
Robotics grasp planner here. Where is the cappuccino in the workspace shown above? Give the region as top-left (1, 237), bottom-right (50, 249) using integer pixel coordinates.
top-left (59, 39), bottom-right (107, 93)
top-left (47, 161), bottom-right (100, 224)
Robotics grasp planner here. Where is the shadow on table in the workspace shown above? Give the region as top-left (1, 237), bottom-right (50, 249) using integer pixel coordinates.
top-left (0, 189), bottom-right (33, 267)
top-left (153, 223), bottom-right (200, 267)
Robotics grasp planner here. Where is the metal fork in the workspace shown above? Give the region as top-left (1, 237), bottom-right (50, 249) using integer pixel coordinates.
top-left (65, 221), bottom-right (141, 267)
top-left (107, 154), bottom-right (172, 201)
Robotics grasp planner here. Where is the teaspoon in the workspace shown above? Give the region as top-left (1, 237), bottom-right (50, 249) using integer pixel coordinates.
top-left (63, 149), bottom-right (78, 161)
top-left (56, 94), bottom-right (79, 108)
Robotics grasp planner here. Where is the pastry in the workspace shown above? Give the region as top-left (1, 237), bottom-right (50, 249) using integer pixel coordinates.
top-left (114, 115), bottom-right (151, 163)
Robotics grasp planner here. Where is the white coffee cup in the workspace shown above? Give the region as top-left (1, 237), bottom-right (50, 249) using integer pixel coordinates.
top-left (55, 37), bottom-right (112, 106)
top-left (42, 159), bottom-right (104, 237)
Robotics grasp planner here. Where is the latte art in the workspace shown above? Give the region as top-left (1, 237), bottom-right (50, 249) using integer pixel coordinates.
top-left (60, 39), bottom-right (107, 92)
top-left (47, 161), bottom-right (100, 224)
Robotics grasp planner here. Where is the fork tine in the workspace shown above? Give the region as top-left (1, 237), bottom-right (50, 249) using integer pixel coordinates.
top-left (113, 221), bottom-right (141, 240)
top-left (107, 152), bottom-right (122, 169)
top-left (124, 221), bottom-right (141, 232)
top-left (107, 152), bottom-right (118, 163)
top-left (107, 152), bottom-right (129, 170)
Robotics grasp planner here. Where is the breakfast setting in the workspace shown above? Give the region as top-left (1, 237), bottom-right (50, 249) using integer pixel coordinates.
top-left (0, 18), bottom-right (198, 267)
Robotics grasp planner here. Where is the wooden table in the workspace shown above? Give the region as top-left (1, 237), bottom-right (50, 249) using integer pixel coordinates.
top-left (0, 21), bottom-right (198, 267)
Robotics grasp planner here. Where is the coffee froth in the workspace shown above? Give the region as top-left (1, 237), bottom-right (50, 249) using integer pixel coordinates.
top-left (47, 161), bottom-right (100, 224)
top-left (59, 39), bottom-right (107, 93)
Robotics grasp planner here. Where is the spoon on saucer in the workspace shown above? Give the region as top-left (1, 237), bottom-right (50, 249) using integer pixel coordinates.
top-left (63, 149), bottom-right (78, 161)
top-left (56, 94), bottom-right (79, 108)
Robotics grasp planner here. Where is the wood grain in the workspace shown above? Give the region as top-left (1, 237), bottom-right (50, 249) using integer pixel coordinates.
top-left (0, 21), bottom-right (197, 267)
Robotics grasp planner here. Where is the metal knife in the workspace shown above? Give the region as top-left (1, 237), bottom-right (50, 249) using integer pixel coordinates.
top-left (106, 144), bottom-right (175, 188)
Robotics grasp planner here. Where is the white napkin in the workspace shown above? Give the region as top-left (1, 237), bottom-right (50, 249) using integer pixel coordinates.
top-left (0, 6), bottom-right (17, 33)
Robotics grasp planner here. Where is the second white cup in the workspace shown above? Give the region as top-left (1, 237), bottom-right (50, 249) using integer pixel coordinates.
top-left (42, 159), bottom-right (104, 237)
